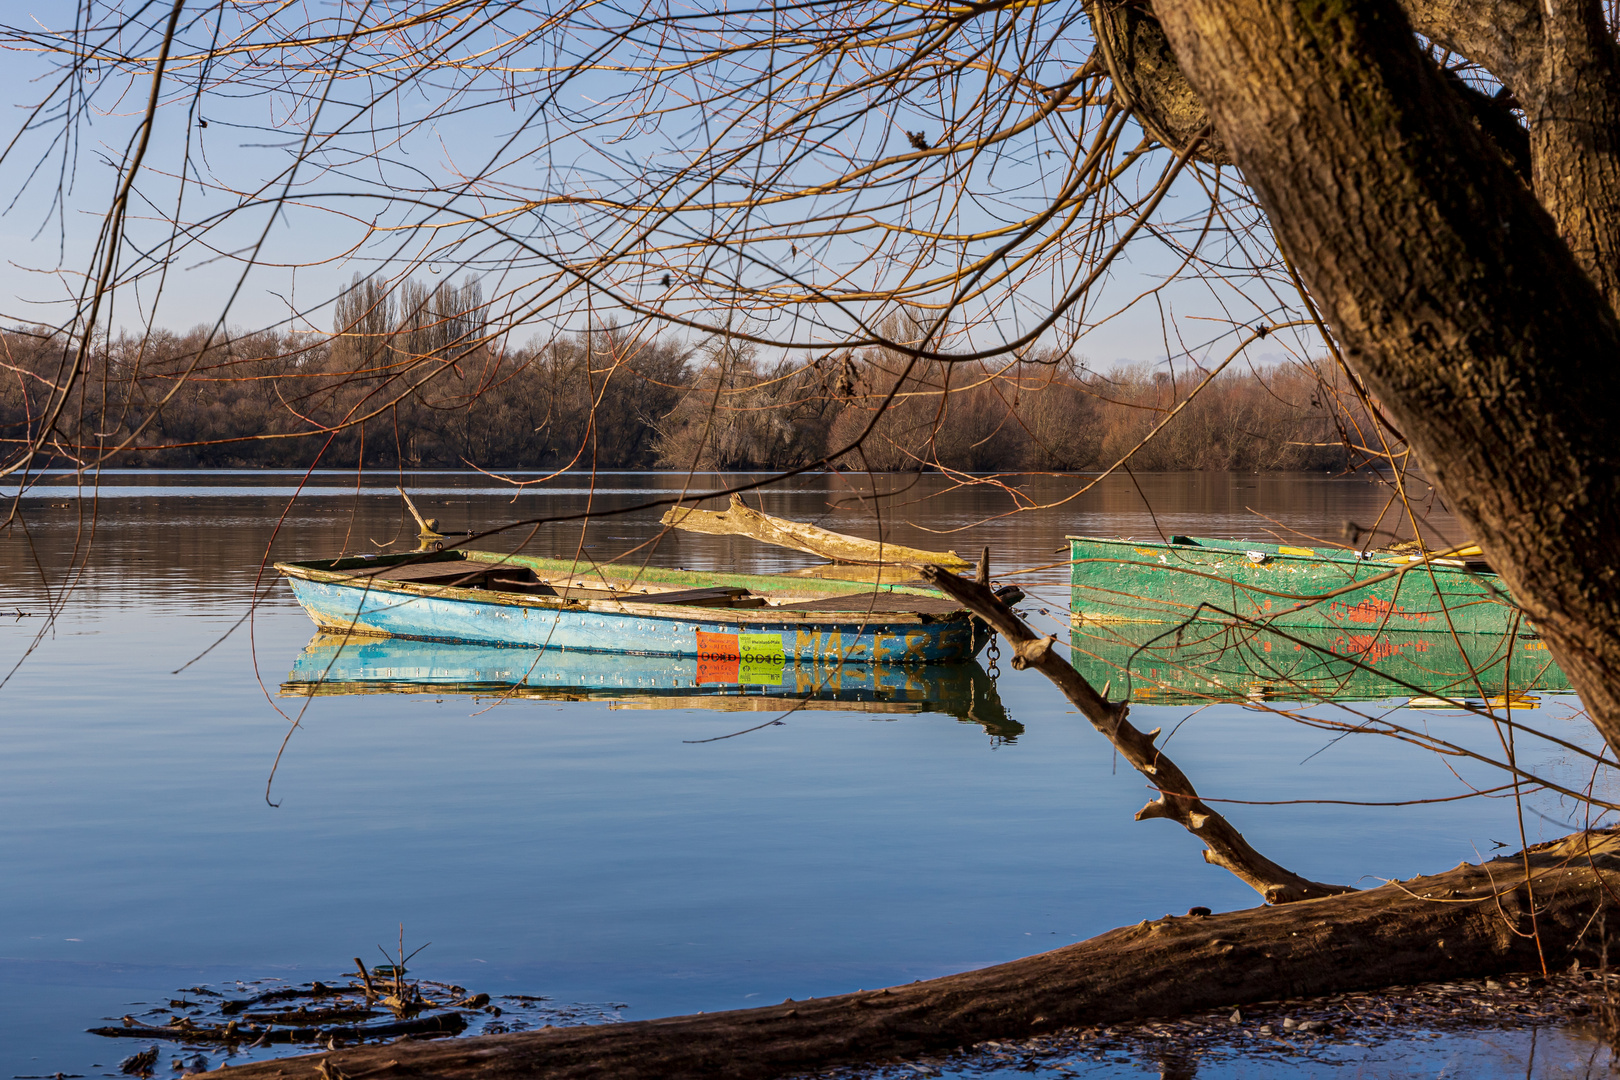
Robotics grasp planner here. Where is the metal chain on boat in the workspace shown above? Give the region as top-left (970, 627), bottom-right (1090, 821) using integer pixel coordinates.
top-left (986, 639), bottom-right (1001, 681)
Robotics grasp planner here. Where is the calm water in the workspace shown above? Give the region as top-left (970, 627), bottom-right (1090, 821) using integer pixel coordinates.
top-left (1, 470), bottom-right (1610, 1078)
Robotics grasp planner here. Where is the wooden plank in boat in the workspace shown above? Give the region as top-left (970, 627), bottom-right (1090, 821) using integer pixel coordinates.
top-left (366, 562), bottom-right (493, 586)
top-left (634, 586), bottom-right (754, 607)
top-left (768, 592), bottom-right (966, 616)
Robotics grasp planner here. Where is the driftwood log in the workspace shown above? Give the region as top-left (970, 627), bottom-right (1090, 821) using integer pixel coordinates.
top-left (206, 832), bottom-right (1619, 1080)
top-left (91, 1012), bottom-right (466, 1044)
top-left (661, 495), bottom-right (970, 567)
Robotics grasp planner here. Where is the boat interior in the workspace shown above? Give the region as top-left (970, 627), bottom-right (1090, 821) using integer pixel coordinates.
top-left (348, 557), bottom-right (993, 615)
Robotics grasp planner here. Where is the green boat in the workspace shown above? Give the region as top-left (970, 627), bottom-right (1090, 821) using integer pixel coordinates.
top-left (1069, 619), bottom-right (1570, 706)
top-left (1068, 534), bottom-right (1525, 635)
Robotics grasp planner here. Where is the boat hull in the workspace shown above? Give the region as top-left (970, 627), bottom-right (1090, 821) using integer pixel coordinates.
top-left (1069, 535), bottom-right (1523, 635)
top-left (284, 575), bottom-right (981, 663)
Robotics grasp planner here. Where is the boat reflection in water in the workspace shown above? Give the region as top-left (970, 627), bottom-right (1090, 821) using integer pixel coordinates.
top-left (282, 633), bottom-right (1021, 739)
top-left (1068, 618), bottom-right (1571, 707)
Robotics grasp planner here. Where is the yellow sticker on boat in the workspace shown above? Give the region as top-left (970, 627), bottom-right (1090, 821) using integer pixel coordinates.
top-left (1277, 546), bottom-right (1314, 557)
top-left (740, 657), bottom-right (785, 685)
top-left (738, 632), bottom-right (785, 662)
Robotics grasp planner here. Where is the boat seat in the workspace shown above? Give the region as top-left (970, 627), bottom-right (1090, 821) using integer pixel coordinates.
top-left (633, 586), bottom-right (763, 608)
top-left (368, 562), bottom-right (540, 591)
top-left (768, 592), bottom-right (966, 616)
top-left (366, 561), bottom-right (498, 587)
top-left (478, 580), bottom-right (765, 608)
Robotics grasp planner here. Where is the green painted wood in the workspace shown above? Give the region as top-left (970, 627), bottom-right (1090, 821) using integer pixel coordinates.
top-left (1068, 535), bottom-right (1523, 635)
top-left (1069, 619), bottom-right (1570, 706)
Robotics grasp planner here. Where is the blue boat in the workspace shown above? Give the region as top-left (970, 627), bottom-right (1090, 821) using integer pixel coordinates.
top-left (274, 549), bottom-right (992, 663)
top-left (279, 633), bottom-right (1020, 738)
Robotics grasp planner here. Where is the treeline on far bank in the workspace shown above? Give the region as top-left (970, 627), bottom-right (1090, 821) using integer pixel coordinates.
top-left (0, 317), bottom-right (1368, 474)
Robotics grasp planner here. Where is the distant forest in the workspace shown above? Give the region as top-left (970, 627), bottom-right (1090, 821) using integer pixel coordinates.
top-left (0, 280), bottom-right (1370, 474)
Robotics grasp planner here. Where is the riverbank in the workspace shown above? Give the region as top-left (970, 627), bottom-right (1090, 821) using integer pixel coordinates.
top-left (810, 972), bottom-right (1614, 1078)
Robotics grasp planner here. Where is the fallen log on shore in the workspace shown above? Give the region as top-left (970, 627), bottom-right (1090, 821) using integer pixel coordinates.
top-left (205, 830), bottom-right (1619, 1080)
top-left (661, 494), bottom-right (970, 567)
top-left (91, 1011), bottom-right (466, 1044)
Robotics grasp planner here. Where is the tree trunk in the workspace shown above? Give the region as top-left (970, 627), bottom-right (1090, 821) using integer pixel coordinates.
top-left (1145, 0), bottom-right (1620, 760)
top-left (1522, 0), bottom-right (1620, 309)
top-left (205, 832), bottom-right (1619, 1080)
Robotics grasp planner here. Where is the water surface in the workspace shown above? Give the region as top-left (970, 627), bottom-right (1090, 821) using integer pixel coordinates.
top-left (1, 470), bottom-right (1606, 1077)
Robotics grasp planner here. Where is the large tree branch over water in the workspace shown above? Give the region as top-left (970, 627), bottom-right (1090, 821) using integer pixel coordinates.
top-left (1087, 0), bottom-right (1620, 304)
top-left (918, 564), bottom-right (1352, 904)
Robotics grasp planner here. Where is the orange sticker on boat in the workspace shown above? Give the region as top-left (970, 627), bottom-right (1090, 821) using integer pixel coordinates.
top-left (696, 655), bottom-right (740, 684)
top-left (696, 630), bottom-right (741, 658)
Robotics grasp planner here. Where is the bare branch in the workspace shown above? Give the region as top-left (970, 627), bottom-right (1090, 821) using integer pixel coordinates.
top-left (919, 564), bottom-right (1354, 904)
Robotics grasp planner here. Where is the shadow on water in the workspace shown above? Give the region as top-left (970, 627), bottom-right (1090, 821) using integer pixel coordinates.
top-left (281, 633), bottom-right (1023, 741)
top-left (1069, 618), bottom-right (1571, 707)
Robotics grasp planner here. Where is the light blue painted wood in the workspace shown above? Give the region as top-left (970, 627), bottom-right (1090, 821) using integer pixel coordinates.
top-left (281, 633), bottom-right (998, 713)
top-left (284, 577), bottom-right (982, 663)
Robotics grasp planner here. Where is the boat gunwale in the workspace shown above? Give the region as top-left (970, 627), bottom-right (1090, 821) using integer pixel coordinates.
top-left (1065, 534), bottom-right (1494, 575)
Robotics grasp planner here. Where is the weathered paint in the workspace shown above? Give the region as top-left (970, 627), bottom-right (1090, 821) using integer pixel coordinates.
top-left (279, 633), bottom-right (1019, 737)
top-left (278, 550), bottom-right (982, 663)
top-left (1069, 535), bottom-right (1524, 635)
top-left (1069, 619), bottom-right (1570, 705)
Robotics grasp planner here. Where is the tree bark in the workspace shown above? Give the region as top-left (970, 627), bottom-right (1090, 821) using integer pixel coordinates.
top-left (204, 831), bottom-right (1620, 1080)
top-left (1083, 0), bottom-right (1231, 164)
top-left (1141, 0), bottom-right (1620, 760)
top-left (1521, 0), bottom-right (1620, 309)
